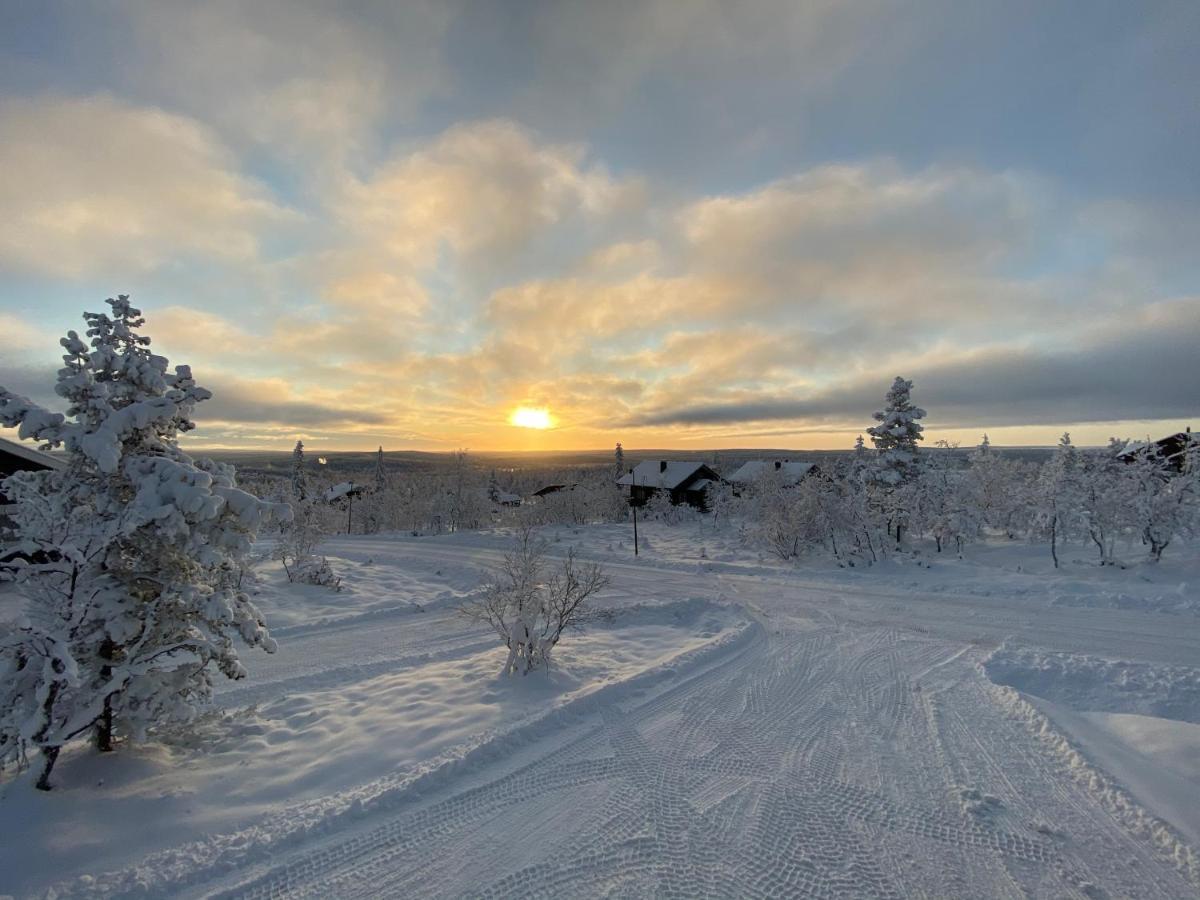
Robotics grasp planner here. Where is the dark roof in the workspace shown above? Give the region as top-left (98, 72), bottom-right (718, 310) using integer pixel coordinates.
top-left (617, 461), bottom-right (722, 492)
top-left (533, 483), bottom-right (576, 497)
top-left (1117, 431), bottom-right (1194, 470)
top-left (0, 436), bottom-right (65, 477)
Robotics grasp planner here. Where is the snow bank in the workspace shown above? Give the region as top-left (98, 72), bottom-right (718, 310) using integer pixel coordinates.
top-left (988, 682), bottom-right (1200, 889)
top-left (984, 645), bottom-right (1200, 724)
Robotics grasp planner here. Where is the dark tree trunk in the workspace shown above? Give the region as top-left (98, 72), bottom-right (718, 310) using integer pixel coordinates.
top-left (95, 639), bottom-right (115, 752)
top-left (1050, 515), bottom-right (1059, 569)
top-left (36, 746), bottom-right (60, 791)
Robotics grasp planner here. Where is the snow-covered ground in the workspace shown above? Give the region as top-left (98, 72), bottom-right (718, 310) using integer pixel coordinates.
top-left (2, 522), bottom-right (1199, 898)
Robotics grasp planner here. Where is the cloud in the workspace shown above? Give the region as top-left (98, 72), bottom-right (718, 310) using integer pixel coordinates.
top-left (197, 376), bottom-right (388, 428)
top-left (123, 0), bottom-right (454, 162)
top-left (0, 95), bottom-right (294, 278)
top-left (337, 120), bottom-right (644, 274)
top-left (627, 299), bottom-right (1200, 430)
top-left (677, 162), bottom-right (1053, 323)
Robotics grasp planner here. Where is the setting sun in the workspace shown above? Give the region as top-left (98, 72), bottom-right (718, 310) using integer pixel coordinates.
top-left (509, 407), bottom-right (554, 429)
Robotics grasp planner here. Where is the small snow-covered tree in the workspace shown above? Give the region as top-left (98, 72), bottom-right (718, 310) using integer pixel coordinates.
top-left (1079, 441), bottom-right (1134, 565)
top-left (276, 440), bottom-right (337, 587)
top-left (643, 483), bottom-right (683, 525)
top-left (614, 442), bottom-right (625, 478)
top-left (0, 296), bottom-right (288, 789)
top-left (1035, 433), bottom-right (1086, 568)
top-left (966, 435), bottom-right (1007, 530)
top-left (445, 449), bottom-right (487, 531)
top-left (749, 468), bottom-right (810, 560)
top-left (1123, 439), bottom-right (1189, 562)
top-left (913, 442), bottom-right (979, 554)
top-left (462, 526), bottom-right (610, 675)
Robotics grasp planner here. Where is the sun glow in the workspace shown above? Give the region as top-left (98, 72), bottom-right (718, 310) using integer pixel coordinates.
top-left (509, 406), bottom-right (554, 429)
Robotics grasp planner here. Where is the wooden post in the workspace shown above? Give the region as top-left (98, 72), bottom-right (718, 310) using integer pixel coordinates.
top-left (347, 482), bottom-right (354, 534)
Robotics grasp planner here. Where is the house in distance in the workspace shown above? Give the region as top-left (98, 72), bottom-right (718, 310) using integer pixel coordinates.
top-left (617, 460), bottom-right (722, 509)
top-left (1116, 428), bottom-right (1194, 473)
top-left (726, 459), bottom-right (819, 495)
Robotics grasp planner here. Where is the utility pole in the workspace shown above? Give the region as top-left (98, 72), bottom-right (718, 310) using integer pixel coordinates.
top-left (346, 481), bottom-right (354, 534)
top-left (632, 496), bottom-right (639, 556)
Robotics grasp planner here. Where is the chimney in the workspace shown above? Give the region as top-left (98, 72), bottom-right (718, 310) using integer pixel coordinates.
top-left (774, 460), bottom-right (782, 470)
top-left (660, 460), bottom-right (668, 473)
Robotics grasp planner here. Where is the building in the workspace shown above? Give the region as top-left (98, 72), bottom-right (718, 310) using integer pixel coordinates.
top-left (1, 435), bottom-right (65, 570)
top-left (531, 483), bottom-right (576, 499)
top-left (617, 460), bottom-right (723, 509)
top-left (725, 459), bottom-right (819, 495)
top-left (1116, 429), bottom-right (1194, 473)
top-left (0, 435), bottom-right (65, 479)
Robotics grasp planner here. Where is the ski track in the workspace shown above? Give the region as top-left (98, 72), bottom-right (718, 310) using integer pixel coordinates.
top-left (65, 539), bottom-right (1198, 899)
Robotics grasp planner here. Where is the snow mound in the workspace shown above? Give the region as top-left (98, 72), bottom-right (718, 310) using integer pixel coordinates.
top-left (984, 645), bottom-right (1200, 724)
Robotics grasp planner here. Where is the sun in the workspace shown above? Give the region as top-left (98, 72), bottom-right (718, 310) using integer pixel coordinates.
top-left (509, 406), bottom-right (554, 429)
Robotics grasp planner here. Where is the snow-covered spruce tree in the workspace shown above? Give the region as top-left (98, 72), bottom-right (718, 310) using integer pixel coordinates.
top-left (373, 446), bottom-right (387, 494)
top-left (614, 442), bottom-right (625, 478)
top-left (290, 440), bottom-right (309, 501)
top-left (462, 526), bottom-right (610, 675)
top-left (866, 376), bottom-right (926, 544)
top-left (0, 296), bottom-right (288, 790)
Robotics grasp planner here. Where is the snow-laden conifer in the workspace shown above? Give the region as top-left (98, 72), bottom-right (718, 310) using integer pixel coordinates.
top-left (867, 376), bottom-right (926, 485)
top-left (0, 296), bottom-right (288, 789)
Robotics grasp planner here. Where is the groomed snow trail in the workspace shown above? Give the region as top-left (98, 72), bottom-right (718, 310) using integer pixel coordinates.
top-left (189, 541), bottom-right (1198, 900)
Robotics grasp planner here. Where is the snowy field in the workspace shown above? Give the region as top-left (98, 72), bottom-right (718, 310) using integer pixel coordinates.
top-left (2, 523), bottom-right (1200, 898)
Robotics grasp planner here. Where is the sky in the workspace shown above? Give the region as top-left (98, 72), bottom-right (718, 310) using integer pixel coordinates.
top-left (0, 0), bottom-right (1197, 452)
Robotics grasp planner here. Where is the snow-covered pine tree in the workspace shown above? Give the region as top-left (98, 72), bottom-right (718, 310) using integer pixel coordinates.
top-left (866, 377), bottom-right (926, 484)
top-left (0, 296), bottom-right (288, 789)
top-left (487, 468), bottom-right (501, 504)
top-left (373, 446), bottom-right (387, 493)
top-left (866, 377), bottom-right (926, 544)
top-left (614, 442), bottom-right (625, 478)
top-left (291, 440), bottom-right (308, 501)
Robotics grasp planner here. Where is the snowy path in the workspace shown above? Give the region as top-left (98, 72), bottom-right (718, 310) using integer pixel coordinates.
top-left (175, 539), bottom-right (1200, 899)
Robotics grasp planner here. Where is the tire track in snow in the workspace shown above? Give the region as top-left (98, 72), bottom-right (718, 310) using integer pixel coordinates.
top-left (194, 620), bottom-right (1199, 899)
